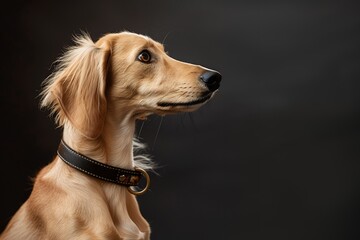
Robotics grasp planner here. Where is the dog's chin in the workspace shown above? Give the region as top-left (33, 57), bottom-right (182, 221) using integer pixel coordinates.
top-left (134, 92), bottom-right (215, 118)
top-left (156, 92), bottom-right (213, 113)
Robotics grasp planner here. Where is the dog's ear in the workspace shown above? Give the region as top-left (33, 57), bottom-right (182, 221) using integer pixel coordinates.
top-left (41, 34), bottom-right (112, 139)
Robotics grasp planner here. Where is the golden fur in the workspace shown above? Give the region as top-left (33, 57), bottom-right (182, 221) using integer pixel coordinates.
top-left (1, 32), bottom-right (219, 240)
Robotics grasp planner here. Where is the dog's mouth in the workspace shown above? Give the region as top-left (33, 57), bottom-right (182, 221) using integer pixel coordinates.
top-left (157, 92), bottom-right (213, 107)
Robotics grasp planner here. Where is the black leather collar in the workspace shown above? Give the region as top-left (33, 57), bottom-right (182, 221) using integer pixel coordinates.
top-left (57, 140), bottom-right (143, 187)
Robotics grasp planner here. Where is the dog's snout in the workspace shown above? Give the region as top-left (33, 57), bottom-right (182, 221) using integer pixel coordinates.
top-left (199, 70), bottom-right (222, 92)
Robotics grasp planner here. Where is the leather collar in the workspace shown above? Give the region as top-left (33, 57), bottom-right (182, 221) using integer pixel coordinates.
top-left (57, 140), bottom-right (150, 195)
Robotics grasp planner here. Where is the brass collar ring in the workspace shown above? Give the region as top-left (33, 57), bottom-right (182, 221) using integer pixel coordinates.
top-left (128, 167), bottom-right (151, 195)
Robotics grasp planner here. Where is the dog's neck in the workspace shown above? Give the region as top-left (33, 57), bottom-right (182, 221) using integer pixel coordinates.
top-left (61, 113), bottom-right (150, 237)
top-left (103, 112), bottom-right (136, 169)
top-left (62, 112), bottom-right (136, 170)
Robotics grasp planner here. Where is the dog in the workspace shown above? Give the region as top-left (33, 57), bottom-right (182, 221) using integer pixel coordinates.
top-left (1, 32), bottom-right (221, 240)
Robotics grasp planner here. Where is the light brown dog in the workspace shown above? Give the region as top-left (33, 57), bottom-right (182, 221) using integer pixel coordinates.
top-left (1, 32), bottom-right (221, 240)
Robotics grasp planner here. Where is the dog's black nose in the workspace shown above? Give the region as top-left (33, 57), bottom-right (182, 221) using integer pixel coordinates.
top-left (200, 70), bottom-right (222, 92)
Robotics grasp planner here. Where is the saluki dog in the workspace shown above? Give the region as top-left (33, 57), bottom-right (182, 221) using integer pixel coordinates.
top-left (1, 32), bottom-right (221, 240)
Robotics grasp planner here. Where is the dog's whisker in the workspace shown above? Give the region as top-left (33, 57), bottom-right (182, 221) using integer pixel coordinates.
top-left (138, 121), bottom-right (145, 137)
top-left (162, 31), bottom-right (171, 46)
top-left (152, 116), bottom-right (164, 150)
top-left (187, 112), bottom-right (197, 131)
top-left (179, 112), bottom-right (186, 128)
top-left (188, 112), bottom-right (193, 122)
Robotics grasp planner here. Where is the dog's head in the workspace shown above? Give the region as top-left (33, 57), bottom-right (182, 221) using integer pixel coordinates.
top-left (41, 32), bottom-right (221, 139)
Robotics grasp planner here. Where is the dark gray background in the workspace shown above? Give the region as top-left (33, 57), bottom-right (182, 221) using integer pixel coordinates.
top-left (1, 0), bottom-right (360, 239)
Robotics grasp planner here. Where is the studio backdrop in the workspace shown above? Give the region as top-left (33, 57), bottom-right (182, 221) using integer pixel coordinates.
top-left (1, 0), bottom-right (359, 239)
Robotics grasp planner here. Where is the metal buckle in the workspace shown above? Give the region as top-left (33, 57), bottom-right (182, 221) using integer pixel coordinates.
top-left (127, 167), bottom-right (150, 195)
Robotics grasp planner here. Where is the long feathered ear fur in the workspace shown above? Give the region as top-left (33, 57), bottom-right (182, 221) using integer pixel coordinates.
top-left (41, 33), bottom-right (111, 139)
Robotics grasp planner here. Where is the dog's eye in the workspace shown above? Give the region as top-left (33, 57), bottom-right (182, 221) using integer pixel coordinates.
top-left (137, 50), bottom-right (152, 63)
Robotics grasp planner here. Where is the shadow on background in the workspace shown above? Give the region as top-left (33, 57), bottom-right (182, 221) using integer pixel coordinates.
top-left (1, 0), bottom-right (359, 239)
